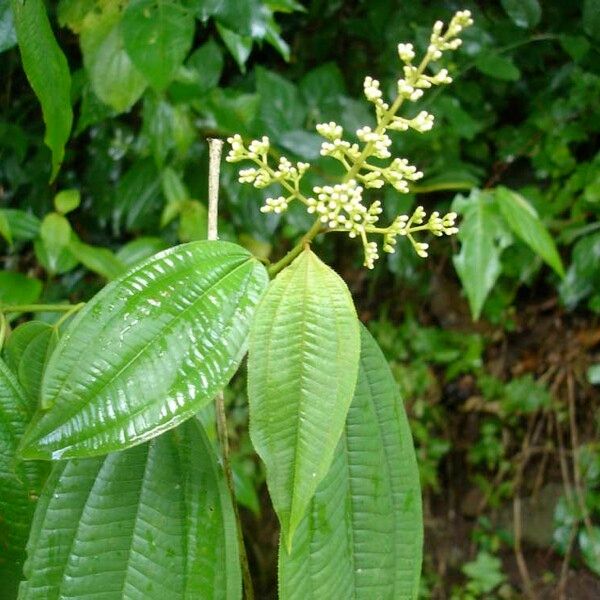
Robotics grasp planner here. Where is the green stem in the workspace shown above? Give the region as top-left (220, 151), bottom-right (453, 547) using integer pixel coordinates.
top-left (267, 218), bottom-right (323, 278)
top-left (54, 303), bottom-right (86, 328)
top-left (0, 303), bottom-right (83, 313)
top-left (343, 50), bottom-right (434, 183)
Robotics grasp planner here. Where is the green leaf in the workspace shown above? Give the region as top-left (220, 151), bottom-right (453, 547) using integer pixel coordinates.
top-left (161, 167), bottom-right (189, 205)
top-left (279, 325), bottom-right (423, 599)
top-left (122, 0), bottom-right (195, 91)
top-left (17, 325), bottom-right (59, 407)
top-left (38, 212), bottom-right (72, 274)
top-left (54, 188), bottom-right (81, 214)
top-left (501, 0), bottom-right (541, 28)
top-left (80, 3), bottom-right (147, 113)
top-left (560, 232), bottom-right (600, 309)
top-left (4, 321), bottom-right (52, 374)
top-left (114, 159), bottom-right (162, 232)
top-left (116, 237), bottom-right (169, 267)
top-left (256, 67), bottom-right (306, 138)
top-left (0, 209), bottom-right (40, 242)
top-left (0, 208), bottom-right (11, 245)
top-left (248, 249), bottom-right (360, 550)
top-left (34, 237), bottom-right (78, 276)
top-left (19, 419), bottom-right (241, 599)
top-left (0, 271), bottom-right (43, 306)
top-left (20, 241), bottom-right (268, 459)
top-left (178, 200), bottom-right (208, 242)
top-left (67, 236), bottom-right (126, 280)
top-left (217, 24), bottom-right (252, 72)
top-left (11, 0), bottom-right (73, 180)
top-left (452, 190), bottom-right (512, 320)
top-left (462, 551), bottom-right (506, 594)
top-left (475, 52), bottom-right (521, 81)
top-left (580, 527), bottom-right (600, 576)
top-left (584, 0), bottom-right (600, 40)
top-left (170, 37), bottom-right (224, 101)
top-left (0, 359), bottom-right (45, 597)
top-left (495, 187), bottom-right (564, 277)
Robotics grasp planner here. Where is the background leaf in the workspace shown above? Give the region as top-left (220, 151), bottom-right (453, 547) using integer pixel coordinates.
top-left (0, 360), bottom-right (45, 598)
top-left (11, 0), bottom-right (72, 179)
top-left (19, 420), bottom-right (241, 599)
top-left (279, 325), bottom-right (423, 599)
top-left (452, 190), bottom-right (512, 320)
top-left (122, 0), bottom-right (195, 91)
top-left (0, 272), bottom-right (43, 307)
top-left (495, 186), bottom-right (565, 277)
top-left (583, 0), bottom-right (600, 40)
top-left (80, 3), bottom-right (147, 112)
top-left (501, 0), bottom-right (542, 29)
top-left (248, 249), bottom-right (360, 550)
top-left (20, 241), bottom-right (268, 459)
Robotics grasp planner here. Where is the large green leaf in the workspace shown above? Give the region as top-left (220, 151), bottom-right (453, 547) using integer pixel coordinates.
top-left (80, 3), bottom-right (147, 113)
top-left (0, 359), bottom-right (45, 597)
top-left (19, 419), bottom-right (241, 599)
top-left (248, 249), bottom-right (360, 550)
top-left (122, 0), bottom-right (195, 91)
top-left (20, 241), bottom-right (268, 459)
top-left (11, 0), bottom-right (72, 181)
top-left (495, 186), bottom-right (565, 277)
top-left (279, 326), bottom-right (423, 599)
top-left (452, 190), bottom-right (512, 320)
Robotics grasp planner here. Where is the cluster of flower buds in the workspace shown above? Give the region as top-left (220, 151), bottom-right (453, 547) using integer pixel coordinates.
top-left (226, 10), bottom-right (473, 269)
top-left (382, 206), bottom-right (459, 257)
top-left (226, 134), bottom-right (310, 213)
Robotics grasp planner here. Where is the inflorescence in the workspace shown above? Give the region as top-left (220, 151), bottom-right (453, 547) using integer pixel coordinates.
top-left (226, 10), bottom-right (473, 269)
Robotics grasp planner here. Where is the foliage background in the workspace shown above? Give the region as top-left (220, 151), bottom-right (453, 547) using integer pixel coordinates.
top-left (1, 0), bottom-right (600, 597)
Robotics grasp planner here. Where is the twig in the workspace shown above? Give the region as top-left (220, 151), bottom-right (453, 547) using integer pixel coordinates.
top-left (567, 371), bottom-right (594, 535)
top-left (513, 494), bottom-right (536, 600)
top-left (558, 523), bottom-right (578, 600)
top-left (207, 138), bottom-right (255, 600)
top-left (512, 418), bottom-right (537, 600)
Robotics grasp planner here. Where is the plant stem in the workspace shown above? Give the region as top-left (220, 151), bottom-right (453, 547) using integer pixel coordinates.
top-left (267, 217), bottom-right (323, 278)
top-left (0, 303), bottom-right (82, 313)
top-left (54, 303), bottom-right (86, 329)
top-left (207, 138), bottom-right (255, 600)
top-left (208, 138), bottom-right (224, 240)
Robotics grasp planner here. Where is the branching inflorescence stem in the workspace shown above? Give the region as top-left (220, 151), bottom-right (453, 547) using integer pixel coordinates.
top-left (226, 10), bottom-right (473, 271)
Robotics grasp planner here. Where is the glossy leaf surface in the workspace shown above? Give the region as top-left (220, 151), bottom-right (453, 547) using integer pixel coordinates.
top-left (19, 420), bottom-right (241, 599)
top-left (11, 0), bottom-right (72, 180)
top-left (0, 360), bottom-right (45, 596)
top-left (279, 326), bottom-right (423, 599)
top-left (20, 241), bottom-right (268, 459)
top-left (248, 249), bottom-right (360, 550)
